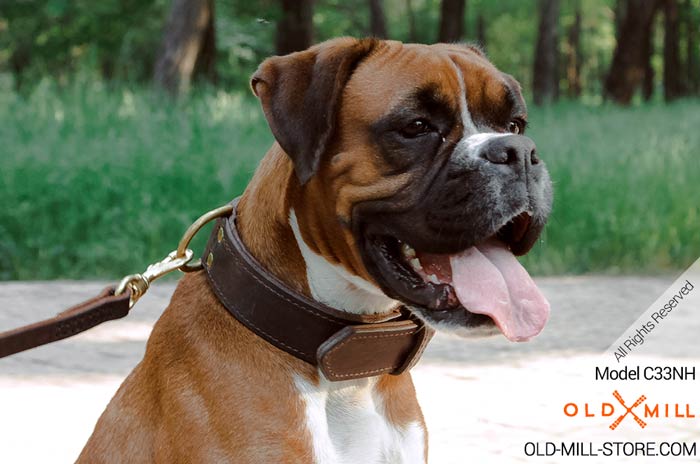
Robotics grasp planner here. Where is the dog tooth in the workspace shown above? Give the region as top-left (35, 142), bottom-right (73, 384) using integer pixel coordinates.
top-left (401, 242), bottom-right (416, 259)
top-left (410, 258), bottom-right (422, 271)
top-left (427, 273), bottom-right (440, 284)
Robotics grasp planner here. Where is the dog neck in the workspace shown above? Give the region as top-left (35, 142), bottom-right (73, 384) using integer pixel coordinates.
top-left (236, 145), bottom-right (308, 294)
top-left (288, 211), bottom-right (399, 315)
top-left (237, 145), bottom-right (398, 316)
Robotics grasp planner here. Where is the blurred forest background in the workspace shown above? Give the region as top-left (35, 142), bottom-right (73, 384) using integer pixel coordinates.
top-left (0, 0), bottom-right (699, 280)
top-left (3, 0), bottom-right (700, 102)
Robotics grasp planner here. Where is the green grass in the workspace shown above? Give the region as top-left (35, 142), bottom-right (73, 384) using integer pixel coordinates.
top-left (0, 81), bottom-right (273, 280)
top-left (1, 82), bottom-right (699, 279)
top-left (522, 100), bottom-right (700, 274)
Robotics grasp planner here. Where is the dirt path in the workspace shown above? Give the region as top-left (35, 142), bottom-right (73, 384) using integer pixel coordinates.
top-left (1, 276), bottom-right (698, 463)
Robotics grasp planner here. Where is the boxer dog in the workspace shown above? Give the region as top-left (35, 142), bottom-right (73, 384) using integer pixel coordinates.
top-left (79, 38), bottom-right (552, 463)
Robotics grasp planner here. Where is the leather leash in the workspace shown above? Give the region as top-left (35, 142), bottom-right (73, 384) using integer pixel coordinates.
top-left (0, 287), bottom-right (131, 358)
top-left (0, 199), bottom-right (433, 380)
top-left (0, 205), bottom-right (233, 359)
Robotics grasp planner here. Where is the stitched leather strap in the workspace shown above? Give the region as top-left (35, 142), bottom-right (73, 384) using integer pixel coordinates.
top-left (203, 200), bottom-right (433, 381)
top-left (0, 287), bottom-right (132, 358)
top-left (0, 201), bottom-right (434, 378)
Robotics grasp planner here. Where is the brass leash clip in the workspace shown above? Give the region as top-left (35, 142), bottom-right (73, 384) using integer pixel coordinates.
top-left (115, 249), bottom-right (193, 308)
top-left (115, 204), bottom-right (234, 308)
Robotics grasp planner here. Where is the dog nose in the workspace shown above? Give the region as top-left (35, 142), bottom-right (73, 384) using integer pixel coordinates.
top-left (482, 135), bottom-right (539, 166)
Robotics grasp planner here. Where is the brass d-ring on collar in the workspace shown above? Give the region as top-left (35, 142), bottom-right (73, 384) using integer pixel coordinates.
top-left (115, 203), bottom-right (234, 307)
top-left (177, 204), bottom-right (234, 272)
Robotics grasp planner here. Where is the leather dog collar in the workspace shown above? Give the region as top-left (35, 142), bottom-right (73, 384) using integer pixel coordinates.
top-left (202, 200), bottom-right (433, 381)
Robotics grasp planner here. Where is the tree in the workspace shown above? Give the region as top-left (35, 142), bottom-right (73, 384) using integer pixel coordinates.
top-left (369, 0), bottom-right (388, 38)
top-left (664, 0), bottom-right (683, 100)
top-left (565, 5), bottom-right (582, 97)
top-left (533, 0), bottom-right (560, 105)
top-left (685, 0), bottom-right (699, 93)
top-left (613, 0), bottom-right (626, 42)
top-left (276, 0), bottom-right (314, 55)
top-left (611, 0), bottom-right (656, 100)
top-left (604, 0), bottom-right (660, 104)
top-left (153, 0), bottom-right (216, 96)
top-left (438, 0), bottom-right (466, 43)
top-left (641, 13), bottom-right (656, 101)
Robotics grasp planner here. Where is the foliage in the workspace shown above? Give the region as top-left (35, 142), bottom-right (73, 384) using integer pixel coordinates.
top-left (214, 0), bottom-right (278, 87)
top-left (1, 82), bottom-right (698, 280)
top-left (0, 81), bottom-right (272, 279)
top-left (521, 99), bottom-right (700, 274)
top-left (1, 1), bottom-right (699, 280)
top-left (1, 0), bottom-right (625, 97)
top-left (0, 0), bottom-right (169, 86)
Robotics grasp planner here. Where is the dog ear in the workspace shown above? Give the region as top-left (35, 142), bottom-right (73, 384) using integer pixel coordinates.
top-left (251, 38), bottom-right (377, 185)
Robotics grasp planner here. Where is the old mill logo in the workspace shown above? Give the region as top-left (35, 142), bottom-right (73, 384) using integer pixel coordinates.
top-left (609, 391), bottom-right (647, 430)
top-left (564, 390), bottom-right (695, 430)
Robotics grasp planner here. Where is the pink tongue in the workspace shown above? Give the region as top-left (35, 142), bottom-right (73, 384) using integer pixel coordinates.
top-left (449, 239), bottom-right (550, 341)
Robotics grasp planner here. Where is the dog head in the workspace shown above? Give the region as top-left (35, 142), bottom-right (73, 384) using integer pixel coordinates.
top-left (252, 38), bottom-right (552, 341)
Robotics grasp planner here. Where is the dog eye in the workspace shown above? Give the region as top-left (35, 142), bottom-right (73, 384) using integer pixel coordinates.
top-left (508, 120), bottom-right (524, 135)
top-left (400, 119), bottom-right (434, 138)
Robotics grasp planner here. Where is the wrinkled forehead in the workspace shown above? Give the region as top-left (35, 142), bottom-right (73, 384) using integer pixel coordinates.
top-left (342, 42), bottom-right (526, 130)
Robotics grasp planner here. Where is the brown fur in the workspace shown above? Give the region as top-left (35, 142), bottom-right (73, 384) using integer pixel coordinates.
top-left (78, 143), bottom-right (424, 462)
top-left (293, 41), bottom-right (518, 284)
top-left (79, 39), bottom-right (513, 463)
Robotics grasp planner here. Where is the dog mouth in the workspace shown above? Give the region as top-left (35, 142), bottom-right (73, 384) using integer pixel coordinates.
top-left (361, 212), bottom-right (550, 341)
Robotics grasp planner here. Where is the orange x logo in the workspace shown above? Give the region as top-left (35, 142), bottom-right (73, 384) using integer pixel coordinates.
top-left (609, 390), bottom-right (647, 430)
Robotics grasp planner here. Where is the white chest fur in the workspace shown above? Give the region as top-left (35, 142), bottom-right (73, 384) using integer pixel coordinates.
top-left (288, 210), bottom-right (425, 463)
top-left (294, 376), bottom-right (425, 464)
top-left (289, 210), bottom-right (399, 315)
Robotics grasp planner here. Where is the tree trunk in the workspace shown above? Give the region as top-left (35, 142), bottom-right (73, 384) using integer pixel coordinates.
top-left (613, 0), bottom-right (627, 42)
top-left (604, 0), bottom-right (660, 105)
top-left (405, 0), bottom-right (417, 42)
top-left (369, 0), bottom-right (388, 38)
top-left (194, 0), bottom-right (217, 84)
top-left (533, 0), bottom-right (560, 105)
top-left (641, 14), bottom-right (655, 101)
top-left (685, 0), bottom-right (699, 93)
top-left (438, 0), bottom-right (466, 43)
top-left (276, 0), bottom-right (314, 56)
top-left (154, 0), bottom-right (216, 96)
top-left (566, 6), bottom-right (582, 97)
top-left (663, 0), bottom-right (683, 100)
top-left (476, 12), bottom-right (486, 50)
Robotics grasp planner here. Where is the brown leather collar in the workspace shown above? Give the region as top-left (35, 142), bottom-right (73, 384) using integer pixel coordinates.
top-left (202, 199), bottom-right (433, 381)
